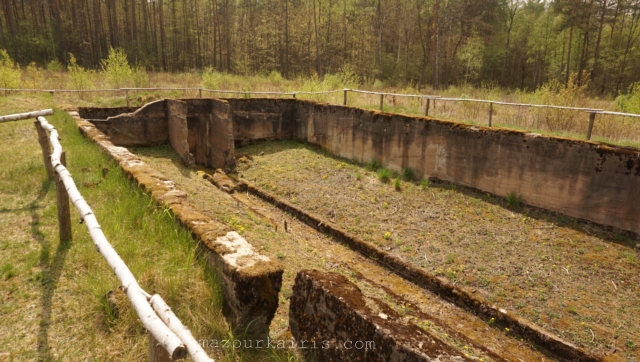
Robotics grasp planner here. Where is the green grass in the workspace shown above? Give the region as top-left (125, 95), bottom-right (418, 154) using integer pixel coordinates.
top-left (377, 168), bottom-right (393, 183)
top-left (506, 192), bottom-right (523, 208)
top-left (0, 97), bottom-right (283, 361)
top-left (402, 168), bottom-right (415, 181)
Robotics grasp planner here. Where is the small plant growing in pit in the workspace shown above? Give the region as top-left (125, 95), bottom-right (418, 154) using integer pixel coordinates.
top-left (365, 160), bottom-right (381, 171)
top-left (394, 178), bottom-right (401, 191)
top-left (506, 192), bottom-right (523, 208)
top-left (420, 179), bottom-right (431, 190)
top-left (402, 168), bottom-right (415, 181)
top-left (383, 232), bottom-right (392, 240)
top-left (377, 168), bottom-right (393, 183)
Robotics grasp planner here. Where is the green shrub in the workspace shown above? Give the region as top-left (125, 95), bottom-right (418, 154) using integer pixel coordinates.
top-left (101, 48), bottom-right (133, 88)
top-left (131, 65), bottom-right (150, 87)
top-left (377, 168), bottom-right (392, 183)
top-left (202, 67), bottom-right (224, 89)
top-left (67, 53), bottom-right (94, 90)
top-left (615, 82), bottom-right (640, 114)
top-left (46, 59), bottom-right (63, 73)
top-left (420, 179), bottom-right (431, 190)
top-left (506, 192), bottom-right (523, 208)
top-left (402, 168), bottom-right (415, 181)
top-left (365, 160), bottom-right (381, 172)
top-left (0, 50), bottom-right (21, 89)
top-left (393, 178), bottom-right (401, 191)
top-left (24, 62), bottom-right (44, 89)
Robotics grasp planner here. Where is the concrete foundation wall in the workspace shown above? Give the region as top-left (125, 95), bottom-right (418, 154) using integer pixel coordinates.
top-left (167, 99), bottom-right (194, 167)
top-left (185, 99), bottom-right (236, 171)
top-left (82, 100), bottom-right (168, 146)
top-left (289, 270), bottom-right (466, 362)
top-left (293, 101), bottom-right (640, 235)
top-left (224, 98), bottom-right (297, 146)
top-left (81, 98), bottom-right (640, 235)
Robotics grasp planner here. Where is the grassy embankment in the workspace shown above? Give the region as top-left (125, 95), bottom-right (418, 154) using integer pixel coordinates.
top-left (0, 94), bottom-right (291, 361)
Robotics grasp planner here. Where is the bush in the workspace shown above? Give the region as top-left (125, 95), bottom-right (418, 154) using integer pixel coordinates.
top-left (615, 82), bottom-right (640, 114)
top-left (420, 179), bottom-right (431, 190)
top-left (377, 168), bottom-right (393, 183)
top-left (131, 65), bottom-right (150, 87)
top-left (365, 160), bottom-right (381, 172)
top-left (393, 178), bottom-right (401, 191)
top-left (202, 67), bottom-right (224, 89)
top-left (0, 50), bottom-right (21, 89)
top-left (101, 48), bottom-right (133, 88)
top-left (24, 62), bottom-right (44, 89)
top-left (46, 59), bottom-right (63, 73)
top-left (402, 168), bottom-right (415, 181)
top-left (506, 192), bottom-right (523, 208)
top-left (67, 53), bottom-right (94, 90)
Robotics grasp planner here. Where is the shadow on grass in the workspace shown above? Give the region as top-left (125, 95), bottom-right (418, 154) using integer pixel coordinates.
top-left (29, 178), bottom-right (72, 362)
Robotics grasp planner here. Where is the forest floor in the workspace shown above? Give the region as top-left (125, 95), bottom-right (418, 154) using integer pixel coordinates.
top-left (229, 140), bottom-right (640, 360)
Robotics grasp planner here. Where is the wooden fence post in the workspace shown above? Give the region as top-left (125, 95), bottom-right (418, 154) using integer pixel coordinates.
top-left (55, 152), bottom-right (72, 242)
top-left (198, 88), bottom-right (202, 98)
top-left (125, 89), bottom-right (130, 107)
top-left (586, 112), bottom-right (596, 140)
top-left (34, 121), bottom-right (55, 179)
top-left (292, 93), bottom-right (296, 99)
top-left (379, 94), bottom-right (384, 111)
top-left (149, 333), bottom-right (173, 362)
top-left (343, 89), bottom-right (348, 105)
top-left (488, 102), bottom-right (494, 127)
top-left (425, 98), bottom-right (430, 116)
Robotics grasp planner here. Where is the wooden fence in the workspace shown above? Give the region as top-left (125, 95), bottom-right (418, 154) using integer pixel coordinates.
top-left (1, 109), bottom-right (213, 362)
top-left (1, 87), bottom-right (640, 141)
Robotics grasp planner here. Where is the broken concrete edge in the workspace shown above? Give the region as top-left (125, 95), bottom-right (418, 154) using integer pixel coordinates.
top-left (239, 180), bottom-right (602, 362)
top-left (290, 269), bottom-right (468, 362)
top-left (73, 114), bottom-right (283, 339)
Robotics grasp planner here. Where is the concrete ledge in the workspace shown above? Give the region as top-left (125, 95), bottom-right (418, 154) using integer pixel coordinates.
top-left (289, 269), bottom-right (467, 362)
top-left (74, 115), bottom-right (283, 339)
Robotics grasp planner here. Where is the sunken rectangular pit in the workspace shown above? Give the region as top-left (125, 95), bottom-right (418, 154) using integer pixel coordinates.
top-left (77, 98), bottom-right (640, 361)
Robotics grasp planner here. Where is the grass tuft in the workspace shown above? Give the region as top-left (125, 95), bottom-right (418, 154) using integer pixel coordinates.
top-left (402, 168), bottom-right (415, 181)
top-left (506, 192), bottom-right (523, 208)
top-left (365, 160), bottom-right (381, 172)
top-left (394, 178), bottom-right (402, 191)
top-left (420, 179), bottom-right (431, 190)
top-left (377, 168), bottom-right (393, 183)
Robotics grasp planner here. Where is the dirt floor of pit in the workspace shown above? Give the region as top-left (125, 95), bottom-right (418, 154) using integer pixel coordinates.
top-left (229, 140), bottom-right (640, 361)
top-left (132, 145), bottom-right (561, 362)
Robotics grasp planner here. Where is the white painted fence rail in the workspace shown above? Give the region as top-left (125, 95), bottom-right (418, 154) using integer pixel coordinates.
top-left (1, 109), bottom-right (214, 361)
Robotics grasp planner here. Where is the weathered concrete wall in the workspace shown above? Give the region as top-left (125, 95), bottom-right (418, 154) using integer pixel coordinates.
top-left (78, 98), bottom-right (640, 235)
top-left (78, 106), bottom-right (140, 120)
top-left (185, 99), bottom-right (236, 171)
top-left (289, 269), bottom-right (467, 362)
top-left (75, 115), bottom-right (282, 339)
top-left (224, 98), bottom-right (297, 146)
top-left (294, 101), bottom-right (640, 235)
top-left (83, 100), bottom-right (168, 147)
top-left (166, 99), bottom-right (195, 167)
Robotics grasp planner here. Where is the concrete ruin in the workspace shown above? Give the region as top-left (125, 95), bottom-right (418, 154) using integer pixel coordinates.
top-left (80, 98), bottom-right (640, 235)
top-left (76, 97), bottom-right (640, 361)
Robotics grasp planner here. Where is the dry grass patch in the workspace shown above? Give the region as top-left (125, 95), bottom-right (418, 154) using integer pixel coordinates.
top-left (237, 140), bottom-right (640, 360)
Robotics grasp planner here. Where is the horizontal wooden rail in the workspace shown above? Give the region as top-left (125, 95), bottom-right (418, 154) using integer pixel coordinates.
top-left (31, 114), bottom-right (214, 362)
top-left (0, 108), bottom-right (53, 123)
top-left (1, 87), bottom-right (639, 119)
